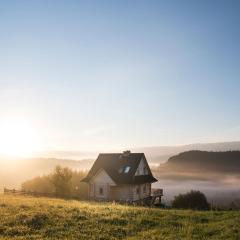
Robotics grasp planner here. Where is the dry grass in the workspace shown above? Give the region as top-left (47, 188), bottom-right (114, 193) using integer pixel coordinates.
top-left (0, 194), bottom-right (239, 239)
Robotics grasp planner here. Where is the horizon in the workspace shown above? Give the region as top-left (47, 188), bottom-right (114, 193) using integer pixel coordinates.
top-left (1, 1), bottom-right (240, 157)
top-left (1, 140), bottom-right (240, 161)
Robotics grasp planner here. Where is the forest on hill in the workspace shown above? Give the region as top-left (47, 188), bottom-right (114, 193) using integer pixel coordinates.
top-left (159, 151), bottom-right (240, 173)
top-left (153, 151), bottom-right (240, 206)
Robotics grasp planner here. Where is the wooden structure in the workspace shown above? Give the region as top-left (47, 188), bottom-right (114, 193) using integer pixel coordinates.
top-left (151, 188), bottom-right (163, 205)
top-left (81, 151), bottom-right (163, 205)
top-left (3, 188), bottom-right (55, 198)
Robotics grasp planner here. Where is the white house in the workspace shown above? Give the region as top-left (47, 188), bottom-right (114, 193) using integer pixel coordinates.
top-left (81, 151), bottom-right (162, 204)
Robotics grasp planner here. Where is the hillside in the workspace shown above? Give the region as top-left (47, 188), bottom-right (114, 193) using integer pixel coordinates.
top-left (0, 195), bottom-right (240, 240)
top-left (161, 150), bottom-right (240, 173)
top-left (133, 141), bottom-right (240, 164)
top-left (152, 151), bottom-right (240, 206)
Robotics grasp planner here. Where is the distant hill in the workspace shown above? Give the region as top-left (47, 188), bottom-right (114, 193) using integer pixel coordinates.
top-left (133, 141), bottom-right (240, 164)
top-left (31, 141), bottom-right (240, 165)
top-left (153, 150), bottom-right (240, 204)
top-left (159, 150), bottom-right (240, 173)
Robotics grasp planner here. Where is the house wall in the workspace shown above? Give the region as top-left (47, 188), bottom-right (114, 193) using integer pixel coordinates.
top-left (110, 185), bottom-right (133, 201)
top-left (132, 183), bottom-right (151, 201)
top-left (91, 169), bottom-right (116, 185)
top-left (89, 169), bottom-right (116, 200)
top-left (87, 162), bottom-right (153, 202)
top-left (110, 183), bottom-right (151, 202)
top-left (135, 158), bottom-right (149, 175)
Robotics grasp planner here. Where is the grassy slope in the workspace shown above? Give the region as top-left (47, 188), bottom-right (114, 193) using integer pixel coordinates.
top-left (0, 195), bottom-right (239, 240)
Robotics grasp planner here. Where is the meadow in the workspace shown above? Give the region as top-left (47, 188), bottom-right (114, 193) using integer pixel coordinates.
top-left (0, 194), bottom-right (239, 240)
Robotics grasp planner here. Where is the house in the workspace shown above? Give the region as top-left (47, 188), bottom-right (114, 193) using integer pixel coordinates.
top-left (81, 151), bottom-right (162, 204)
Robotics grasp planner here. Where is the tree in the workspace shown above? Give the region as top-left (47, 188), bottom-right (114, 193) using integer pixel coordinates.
top-left (22, 175), bottom-right (54, 194)
top-left (172, 190), bottom-right (209, 210)
top-left (21, 166), bottom-right (88, 199)
top-left (51, 166), bottom-right (73, 198)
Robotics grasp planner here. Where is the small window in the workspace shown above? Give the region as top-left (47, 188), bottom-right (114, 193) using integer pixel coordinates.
top-left (143, 166), bottom-right (147, 175)
top-left (136, 186), bottom-right (140, 194)
top-left (99, 187), bottom-right (103, 195)
top-left (143, 185), bottom-right (146, 193)
top-left (124, 166), bottom-right (131, 173)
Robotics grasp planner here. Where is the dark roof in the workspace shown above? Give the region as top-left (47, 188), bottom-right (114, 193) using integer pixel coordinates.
top-left (81, 153), bottom-right (158, 184)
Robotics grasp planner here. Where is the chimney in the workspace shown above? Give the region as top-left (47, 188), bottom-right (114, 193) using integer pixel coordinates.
top-left (123, 150), bottom-right (131, 156)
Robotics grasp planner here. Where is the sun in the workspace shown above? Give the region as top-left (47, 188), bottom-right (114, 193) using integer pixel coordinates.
top-left (0, 118), bottom-right (39, 157)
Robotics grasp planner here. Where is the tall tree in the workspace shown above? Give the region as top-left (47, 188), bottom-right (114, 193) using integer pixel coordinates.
top-left (51, 166), bottom-right (72, 198)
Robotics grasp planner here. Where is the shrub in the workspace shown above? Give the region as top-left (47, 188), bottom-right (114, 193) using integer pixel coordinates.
top-left (172, 190), bottom-right (210, 210)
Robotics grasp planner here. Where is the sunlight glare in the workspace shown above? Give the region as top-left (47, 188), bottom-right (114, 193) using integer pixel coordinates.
top-left (0, 118), bottom-right (39, 157)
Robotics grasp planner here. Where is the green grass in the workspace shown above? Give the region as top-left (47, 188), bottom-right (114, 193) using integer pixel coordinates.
top-left (0, 195), bottom-right (239, 240)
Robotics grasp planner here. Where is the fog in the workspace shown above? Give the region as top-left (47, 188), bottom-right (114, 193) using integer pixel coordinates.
top-left (0, 157), bottom-right (94, 192)
top-left (153, 177), bottom-right (240, 206)
top-left (1, 156), bottom-right (240, 207)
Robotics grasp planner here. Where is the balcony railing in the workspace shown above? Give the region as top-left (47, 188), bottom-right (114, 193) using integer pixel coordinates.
top-left (151, 188), bottom-right (163, 196)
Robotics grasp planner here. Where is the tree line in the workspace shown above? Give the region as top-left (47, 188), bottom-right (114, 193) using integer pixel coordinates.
top-left (21, 166), bottom-right (88, 199)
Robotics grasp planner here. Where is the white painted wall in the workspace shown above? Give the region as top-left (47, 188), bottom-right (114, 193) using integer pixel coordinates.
top-left (89, 169), bottom-right (116, 200)
top-left (88, 166), bottom-right (152, 201)
top-left (135, 158), bottom-right (149, 176)
top-left (91, 169), bottom-right (116, 185)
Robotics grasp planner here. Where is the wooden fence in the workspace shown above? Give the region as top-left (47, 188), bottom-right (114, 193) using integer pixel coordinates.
top-left (3, 188), bottom-right (55, 198)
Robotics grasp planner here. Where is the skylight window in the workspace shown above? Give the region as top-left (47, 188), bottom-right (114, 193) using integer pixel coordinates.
top-left (119, 166), bottom-right (131, 174)
top-left (124, 166), bottom-right (131, 173)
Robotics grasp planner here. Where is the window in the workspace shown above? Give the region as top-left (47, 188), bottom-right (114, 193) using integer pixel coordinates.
top-left (119, 166), bottom-right (131, 174)
top-left (143, 166), bottom-right (147, 175)
top-left (136, 186), bottom-right (140, 195)
top-left (99, 187), bottom-right (103, 195)
top-left (143, 185), bottom-right (146, 193)
top-left (124, 166), bottom-right (131, 173)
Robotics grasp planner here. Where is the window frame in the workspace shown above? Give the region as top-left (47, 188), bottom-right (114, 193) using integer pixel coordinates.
top-left (143, 184), bottom-right (146, 193)
top-left (136, 186), bottom-right (140, 195)
top-left (99, 187), bottom-right (104, 195)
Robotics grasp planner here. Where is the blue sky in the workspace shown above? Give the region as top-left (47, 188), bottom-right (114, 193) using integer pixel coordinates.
top-left (0, 0), bottom-right (240, 151)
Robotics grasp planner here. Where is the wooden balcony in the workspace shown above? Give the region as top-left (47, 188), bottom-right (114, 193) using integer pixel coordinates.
top-left (151, 188), bottom-right (163, 197)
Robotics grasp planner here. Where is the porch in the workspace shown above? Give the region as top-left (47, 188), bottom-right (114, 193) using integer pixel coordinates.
top-left (151, 188), bottom-right (163, 205)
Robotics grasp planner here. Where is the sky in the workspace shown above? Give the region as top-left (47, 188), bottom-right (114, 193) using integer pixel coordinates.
top-left (0, 0), bottom-right (240, 152)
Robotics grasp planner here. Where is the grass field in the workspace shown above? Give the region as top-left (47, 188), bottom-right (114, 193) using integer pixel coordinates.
top-left (0, 195), bottom-right (239, 240)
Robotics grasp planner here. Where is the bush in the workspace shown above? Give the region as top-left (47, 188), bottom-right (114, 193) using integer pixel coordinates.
top-left (172, 190), bottom-right (210, 210)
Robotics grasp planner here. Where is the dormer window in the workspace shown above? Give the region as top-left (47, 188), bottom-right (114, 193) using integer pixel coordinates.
top-left (119, 166), bottom-right (131, 174)
top-left (124, 166), bottom-right (131, 173)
